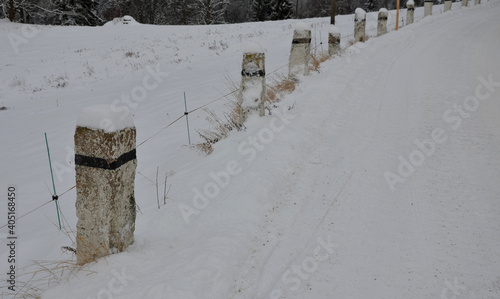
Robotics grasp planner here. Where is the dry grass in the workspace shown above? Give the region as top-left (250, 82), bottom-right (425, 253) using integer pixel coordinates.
top-left (347, 35), bottom-right (370, 46)
top-left (265, 73), bottom-right (299, 104)
top-left (75, 234), bottom-right (110, 266)
top-left (192, 105), bottom-right (243, 155)
top-left (309, 51), bottom-right (330, 73)
top-left (193, 68), bottom-right (300, 156)
top-left (0, 225), bottom-right (98, 298)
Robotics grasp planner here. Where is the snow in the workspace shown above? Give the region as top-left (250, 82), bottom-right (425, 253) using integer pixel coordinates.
top-left (329, 25), bottom-right (341, 36)
top-left (104, 15), bottom-right (140, 26)
top-left (243, 42), bottom-right (263, 54)
top-left (407, 0), bottom-right (415, 6)
top-left (1, 1), bottom-right (500, 298)
top-left (76, 104), bottom-right (135, 132)
top-left (379, 8), bottom-right (388, 13)
top-left (294, 22), bottom-right (309, 32)
top-left (355, 8), bottom-right (367, 21)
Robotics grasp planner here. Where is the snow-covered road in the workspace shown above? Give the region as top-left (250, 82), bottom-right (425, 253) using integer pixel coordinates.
top-left (231, 5), bottom-right (500, 298)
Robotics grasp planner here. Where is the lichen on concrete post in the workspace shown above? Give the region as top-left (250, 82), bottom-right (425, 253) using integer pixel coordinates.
top-left (74, 105), bottom-right (137, 264)
top-left (240, 44), bottom-right (266, 122)
top-left (444, 0), bottom-right (452, 12)
top-left (289, 22), bottom-right (311, 77)
top-left (328, 25), bottom-right (341, 57)
top-left (407, 0), bottom-right (415, 25)
top-left (354, 8), bottom-right (367, 43)
top-left (424, 0), bottom-right (433, 17)
top-left (377, 8), bottom-right (388, 37)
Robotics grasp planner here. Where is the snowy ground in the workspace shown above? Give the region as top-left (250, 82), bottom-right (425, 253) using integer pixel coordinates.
top-left (1, 1), bottom-right (500, 298)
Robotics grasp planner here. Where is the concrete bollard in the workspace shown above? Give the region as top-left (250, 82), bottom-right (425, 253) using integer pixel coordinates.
top-left (407, 0), bottom-right (415, 25)
top-left (240, 44), bottom-right (266, 120)
top-left (444, 0), bottom-right (452, 11)
top-left (75, 105), bottom-right (137, 264)
top-left (424, 0), bottom-right (433, 17)
top-left (328, 25), bottom-right (341, 57)
top-left (354, 8), bottom-right (367, 43)
top-left (377, 8), bottom-right (388, 37)
top-left (462, 0), bottom-right (468, 7)
top-left (474, 0), bottom-right (480, 5)
top-left (289, 22), bottom-right (311, 77)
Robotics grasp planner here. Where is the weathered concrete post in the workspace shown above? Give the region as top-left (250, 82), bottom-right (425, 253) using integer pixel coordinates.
top-left (328, 25), bottom-right (341, 57)
top-left (462, 0), bottom-right (469, 7)
top-left (377, 8), bottom-right (388, 37)
top-left (289, 22), bottom-right (311, 77)
top-left (240, 44), bottom-right (266, 120)
top-left (474, 0), bottom-right (480, 5)
top-left (407, 0), bottom-right (415, 25)
top-left (354, 8), bottom-right (367, 43)
top-left (444, 0), bottom-right (452, 11)
top-left (75, 105), bottom-right (137, 264)
top-left (424, 0), bottom-right (433, 17)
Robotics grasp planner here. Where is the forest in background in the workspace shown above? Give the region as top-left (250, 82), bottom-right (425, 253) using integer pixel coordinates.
top-left (0, 0), bottom-right (428, 26)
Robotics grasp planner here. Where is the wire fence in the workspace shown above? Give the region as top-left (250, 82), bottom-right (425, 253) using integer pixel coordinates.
top-left (0, 1), bottom-right (473, 233)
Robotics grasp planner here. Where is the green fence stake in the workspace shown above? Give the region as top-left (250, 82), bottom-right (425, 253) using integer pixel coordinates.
top-left (44, 133), bottom-right (62, 230)
top-left (184, 92), bottom-right (191, 145)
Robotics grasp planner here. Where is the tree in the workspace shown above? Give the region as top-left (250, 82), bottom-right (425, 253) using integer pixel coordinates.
top-left (364, 0), bottom-right (376, 11)
top-left (195, 0), bottom-right (229, 24)
top-left (252, 0), bottom-right (271, 21)
top-left (167, 0), bottom-right (196, 25)
top-left (49, 0), bottom-right (102, 26)
top-left (305, 0), bottom-right (330, 18)
top-left (9, 0), bottom-right (14, 21)
top-left (225, 0), bottom-right (250, 23)
top-left (330, 0), bottom-right (335, 24)
top-left (270, 0), bottom-right (293, 20)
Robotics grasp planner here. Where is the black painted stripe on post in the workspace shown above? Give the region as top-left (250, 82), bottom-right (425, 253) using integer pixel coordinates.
top-left (292, 38), bottom-right (312, 44)
top-left (75, 149), bottom-right (136, 170)
top-left (241, 69), bottom-right (265, 77)
top-left (408, 7), bottom-right (415, 10)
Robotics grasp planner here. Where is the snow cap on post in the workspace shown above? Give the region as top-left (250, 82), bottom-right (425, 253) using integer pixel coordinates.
top-left (328, 25), bottom-right (341, 57)
top-left (294, 22), bottom-right (309, 33)
top-left (77, 104), bottom-right (134, 133)
top-left (244, 42), bottom-right (263, 54)
top-left (289, 22), bottom-right (311, 76)
top-left (355, 8), bottom-right (366, 22)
